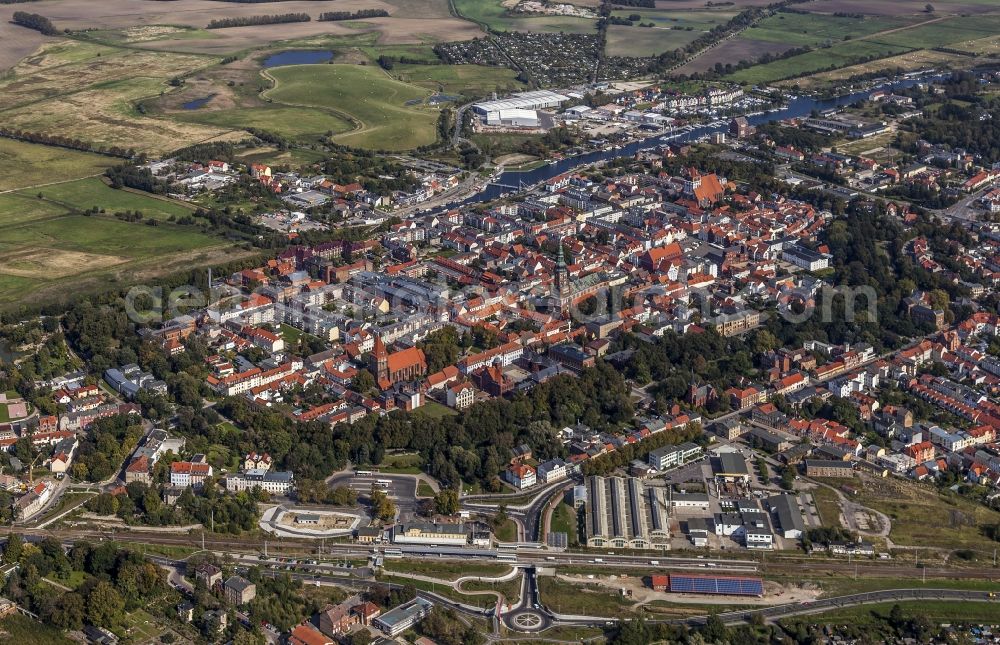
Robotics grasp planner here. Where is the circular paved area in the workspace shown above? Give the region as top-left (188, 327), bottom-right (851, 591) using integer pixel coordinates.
top-left (506, 610), bottom-right (548, 632)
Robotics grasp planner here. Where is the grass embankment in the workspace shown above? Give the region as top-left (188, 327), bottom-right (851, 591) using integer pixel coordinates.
top-left (264, 64), bottom-right (440, 150)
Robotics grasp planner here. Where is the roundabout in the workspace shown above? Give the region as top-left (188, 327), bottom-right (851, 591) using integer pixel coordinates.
top-left (505, 609), bottom-right (550, 632)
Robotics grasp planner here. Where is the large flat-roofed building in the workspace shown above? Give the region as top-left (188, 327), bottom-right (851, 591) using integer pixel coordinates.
top-left (373, 597), bottom-right (433, 636)
top-left (649, 442), bottom-right (702, 471)
top-left (473, 90), bottom-right (570, 116)
top-left (485, 108), bottom-right (540, 128)
top-left (711, 452), bottom-right (751, 483)
top-left (767, 494), bottom-right (806, 539)
top-left (391, 522), bottom-right (468, 546)
top-left (584, 475), bottom-right (670, 549)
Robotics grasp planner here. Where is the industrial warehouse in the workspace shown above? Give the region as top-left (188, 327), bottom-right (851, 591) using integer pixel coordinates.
top-left (472, 90), bottom-right (570, 128)
top-left (584, 475), bottom-right (670, 549)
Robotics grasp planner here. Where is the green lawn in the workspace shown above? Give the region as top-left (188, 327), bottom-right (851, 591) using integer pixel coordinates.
top-left (0, 138), bottom-right (110, 192)
top-left (417, 481), bottom-right (436, 497)
top-left (780, 600), bottom-right (1000, 628)
top-left (378, 452), bottom-right (424, 475)
top-left (264, 64), bottom-right (440, 150)
top-left (391, 63), bottom-right (523, 99)
top-left (495, 518), bottom-right (518, 542)
top-left (461, 576), bottom-right (522, 605)
top-left (537, 576), bottom-right (637, 617)
top-left (0, 406), bottom-right (8, 423)
top-left (729, 13), bottom-right (1000, 85)
top-left (24, 177), bottom-right (195, 220)
top-left (382, 560), bottom-right (510, 580)
top-left (549, 502), bottom-right (580, 547)
top-left (176, 105), bottom-right (353, 142)
top-left (279, 323), bottom-right (319, 346)
top-left (413, 400), bottom-right (458, 419)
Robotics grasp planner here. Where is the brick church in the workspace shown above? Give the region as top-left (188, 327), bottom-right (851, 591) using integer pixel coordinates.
top-left (368, 335), bottom-right (427, 390)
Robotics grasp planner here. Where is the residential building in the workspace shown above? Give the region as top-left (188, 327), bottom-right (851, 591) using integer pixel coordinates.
top-left (224, 576), bottom-right (256, 606)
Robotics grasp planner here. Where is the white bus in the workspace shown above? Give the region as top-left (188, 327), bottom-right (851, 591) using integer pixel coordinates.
top-left (355, 469), bottom-right (373, 477)
top-left (375, 479), bottom-right (392, 489)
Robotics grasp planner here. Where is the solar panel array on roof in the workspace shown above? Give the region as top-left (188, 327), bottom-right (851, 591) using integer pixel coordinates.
top-left (668, 574), bottom-right (764, 596)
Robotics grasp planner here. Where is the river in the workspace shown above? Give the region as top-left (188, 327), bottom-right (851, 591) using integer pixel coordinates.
top-left (439, 73), bottom-right (946, 210)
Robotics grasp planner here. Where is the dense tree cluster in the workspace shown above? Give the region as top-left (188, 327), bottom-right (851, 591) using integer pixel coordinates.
top-left (216, 360), bottom-right (632, 489)
top-left (1, 537), bottom-right (166, 632)
top-left (11, 11), bottom-right (58, 35)
top-left (206, 13), bottom-right (310, 28)
top-left (87, 479), bottom-right (263, 533)
top-left (582, 423), bottom-right (704, 476)
top-left (105, 164), bottom-right (170, 194)
top-left (319, 147), bottom-right (420, 195)
top-left (899, 94), bottom-right (1000, 164)
top-left (418, 607), bottom-right (486, 645)
top-left (72, 414), bottom-right (144, 483)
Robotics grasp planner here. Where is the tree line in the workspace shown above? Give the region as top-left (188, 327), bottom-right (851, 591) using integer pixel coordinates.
top-left (206, 13), bottom-right (310, 28)
top-left (318, 9), bottom-right (389, 21)
top-left (11, 10), bottom-right (58, 35)
top-left (0, 126), bottom-right (135, 158)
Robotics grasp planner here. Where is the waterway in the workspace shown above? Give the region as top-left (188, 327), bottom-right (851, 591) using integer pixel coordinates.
top-left (439, 73), bottom-right (946, 210)
top-left (262, 50), bottom-right (334, 68)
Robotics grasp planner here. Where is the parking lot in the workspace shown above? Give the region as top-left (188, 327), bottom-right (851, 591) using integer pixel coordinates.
top-left (328, 472), bottom-right (420, 519)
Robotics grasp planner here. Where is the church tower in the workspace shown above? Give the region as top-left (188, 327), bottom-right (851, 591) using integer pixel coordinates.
top-left (553, 238), bottom-right (570, 310)
top-left (370, 334), bottom-right (389, 384)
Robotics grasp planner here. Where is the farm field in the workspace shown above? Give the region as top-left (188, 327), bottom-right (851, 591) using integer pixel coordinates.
top-left (264, 64), bottom-right (440, 150)
top-left (452, 0), bottom-right (596, 34)
top-left (606, 24), bottom-right (702, 58)
top-left (804, 0), bottom-right (1000, 16)
top-left (863, 14), bottom-right (1000, 49)
top-left (741, 12), bottom-right (911, 48)
top-left (608, 3), bottom-right (739, 55)
top-left (778, 49), bottom-right (974, 89)
top-left (0, 139), bottom-right (110, 192)
top-left (1, 0), bottom-right (478, 60)
top-left (727, 12), bottom-right (1000, 84)
top-left (728, 39), bottom-right (911, 84)
top-left (390, 63), bottom-right (523, 99)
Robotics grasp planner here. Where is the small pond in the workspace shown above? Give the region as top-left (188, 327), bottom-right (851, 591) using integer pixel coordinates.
top-left (182, 94), bottom-right (216, 110)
